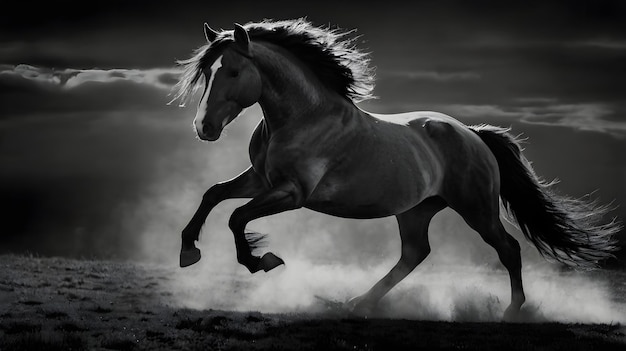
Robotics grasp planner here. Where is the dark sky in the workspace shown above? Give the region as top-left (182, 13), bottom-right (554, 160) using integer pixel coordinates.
top-left (0, 1), bottom-right (625, 267)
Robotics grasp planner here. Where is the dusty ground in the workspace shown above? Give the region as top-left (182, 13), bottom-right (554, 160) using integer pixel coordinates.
top-left (0, 254), bottom-right (625, 350)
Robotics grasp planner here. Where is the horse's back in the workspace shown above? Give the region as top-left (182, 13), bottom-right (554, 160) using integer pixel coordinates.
top-left (366, 110), bottom-right (491, 158)
top-left (368, 110), bottom-right (471, 138)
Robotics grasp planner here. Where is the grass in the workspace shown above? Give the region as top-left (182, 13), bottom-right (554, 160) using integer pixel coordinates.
top-left (0, 254), bottom-right (624, 350)
top-left (101, 337), bottom-right (138, 351)
top-left (1, 332), bottom-right (87, 351)
top-left (55, 322), bottom-right (88, 332)
top-left (1, 322), bottom-right (42, 335)
top-left (45, 311), bottom-right (69, 319)
top-left (88, 305), bottom-right (113, 314)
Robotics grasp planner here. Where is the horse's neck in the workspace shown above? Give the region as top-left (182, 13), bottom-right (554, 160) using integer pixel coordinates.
top-left (253, 43), bottom-right (342, 132)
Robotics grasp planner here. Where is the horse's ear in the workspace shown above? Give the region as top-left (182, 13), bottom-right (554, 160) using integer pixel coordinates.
top-left (233, 23), bottom-right (251, 56)
top-left (204, 23), bottom-right (218, 43)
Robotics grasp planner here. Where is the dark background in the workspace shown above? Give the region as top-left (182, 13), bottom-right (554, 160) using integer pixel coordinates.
top-left (0, 1), bottom-right (624, 267)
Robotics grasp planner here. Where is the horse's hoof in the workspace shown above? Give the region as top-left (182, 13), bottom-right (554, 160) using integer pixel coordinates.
top-left (259, 252), bottom-right (284, 272)
top-left (502, 306), bottom-right (521, 322)
top-left (345, 296), bottom-right (374, 318)
top-left (180, 247), bottom-right (201, 267)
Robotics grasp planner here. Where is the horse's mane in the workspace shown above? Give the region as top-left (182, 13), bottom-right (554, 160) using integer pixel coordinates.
top-left (171, 18), bottom-right (375, 105)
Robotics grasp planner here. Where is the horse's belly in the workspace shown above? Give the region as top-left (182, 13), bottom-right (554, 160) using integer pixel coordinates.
top-left (304, 165), bottom-right (437, 219)
top-left (304, 201), bottom-right (395, 219)
top-left (304, 187), bottom-right (425, 219)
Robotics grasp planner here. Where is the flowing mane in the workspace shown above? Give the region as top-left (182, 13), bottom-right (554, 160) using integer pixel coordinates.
top-left (171, 18), bottom-right (375, 106)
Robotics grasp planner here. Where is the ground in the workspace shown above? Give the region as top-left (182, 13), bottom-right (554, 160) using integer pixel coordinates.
top-left (0, 254), bottom-right (625, 350)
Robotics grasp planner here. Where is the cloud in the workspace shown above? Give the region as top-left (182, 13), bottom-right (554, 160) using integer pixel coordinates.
top-left (0, 64), bottom-right (76, 86)
top-left (517, 103), bottom-right (626, 135)
top-left (570, 40), bottom-right (626, 50)
top-left (442, 104), bottom-right (522, 119)
top-left (63, 68), bottom-right (179, 90)
top-left (440, 102), bottom-right (626, 137)
top-left (0, 64), bottom-right (182, 116)
top-left (381, 69), bottom-right (481, 82)
top-left (0, 64), bottom-right (180, 90)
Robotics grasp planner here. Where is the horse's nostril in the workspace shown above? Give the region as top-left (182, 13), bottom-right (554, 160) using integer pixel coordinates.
top-left (202, 125), bottom-right (211, 135)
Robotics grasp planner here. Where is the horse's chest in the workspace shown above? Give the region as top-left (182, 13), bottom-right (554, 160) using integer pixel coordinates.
top-left (261, 150), bottom-right (329, 191)
top-left (250, 150), bottom-right (267, 178)
top-left (250, 126), bottom-right (332, 187)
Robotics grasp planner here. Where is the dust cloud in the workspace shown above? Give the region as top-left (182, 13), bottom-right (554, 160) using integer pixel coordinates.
top-left (164, 253), bottom-right (625, 323)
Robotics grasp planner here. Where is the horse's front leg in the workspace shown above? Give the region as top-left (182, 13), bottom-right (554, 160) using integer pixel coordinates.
top-left (180, 167), bottom-right (267, 267)
top-left (228, 180), bottom-right (304, 273)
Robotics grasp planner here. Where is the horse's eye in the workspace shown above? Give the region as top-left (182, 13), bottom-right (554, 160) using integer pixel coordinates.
top-left (230, 70), bottom-right (239, 78)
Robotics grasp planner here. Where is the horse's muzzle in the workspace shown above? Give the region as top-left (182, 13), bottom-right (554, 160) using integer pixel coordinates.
top-left (195, 124), bottom-right (221, 141)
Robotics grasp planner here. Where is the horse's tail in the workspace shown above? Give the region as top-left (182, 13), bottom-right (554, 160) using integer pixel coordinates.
top-left (470, 124), bottom-right (621, 267)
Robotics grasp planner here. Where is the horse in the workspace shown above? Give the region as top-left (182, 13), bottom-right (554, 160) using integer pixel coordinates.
top-left (171, 18), bottom-right (621, 320)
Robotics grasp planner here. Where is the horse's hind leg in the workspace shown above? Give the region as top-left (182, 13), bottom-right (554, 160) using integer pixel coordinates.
top-left (348, 197), bottom-right (446, 316)
top-left (452, 199), bottom-right (526, 321)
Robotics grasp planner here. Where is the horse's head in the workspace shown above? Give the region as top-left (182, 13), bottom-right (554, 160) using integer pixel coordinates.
top-left (194, 24), bottom-right (262, 141)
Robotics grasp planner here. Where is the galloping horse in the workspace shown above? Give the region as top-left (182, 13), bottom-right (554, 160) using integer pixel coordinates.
top-left (172, 19), bottom-right (620, 320)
